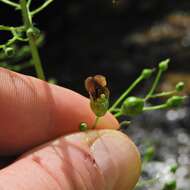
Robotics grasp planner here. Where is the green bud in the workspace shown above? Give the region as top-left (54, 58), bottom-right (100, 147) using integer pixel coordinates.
top-left (27, 27), bottom-right (41, 39)
top-left (170, 164), bottom-right (178, 174)
top-left (166, 96), bottom-right (184, 108)
top-left (79, 122), bottom-right (88, 131)
top-left (141, 69), bottom-right (153, 79)
top-left (175, 82), bottom-right (184, 92)
top-left (163, 180), bottom-right (176, 190)
top-left (90, 94), bottom-right (109, 117)
top-left (121, 96), bottom-right (144, 116)
top-left (159, 59), bottom-right (170, 72)
top-left (4, 47), bottom-right (14, 57)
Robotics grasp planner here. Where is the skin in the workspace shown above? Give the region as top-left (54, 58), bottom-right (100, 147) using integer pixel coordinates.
top-left (0, 67), bottom-right (141, 190)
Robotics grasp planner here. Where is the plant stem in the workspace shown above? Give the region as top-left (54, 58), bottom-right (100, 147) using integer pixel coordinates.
top-left (0, 0), bottom-right (20, 9)
top-left (149, 90), bottom-right (176, 99)
top-left (0, 25), bottom-right (13, 31)
top-left (143, 104), bottom-right (168, 111)
top-left (27, 0), bottom-right (32, 8)
top-left (20, 0), bottom-right (45, 80)
top-left (145, 69), bottom-right (162, 101)
top-left (31, 0), bottom-right (54, 16)
top-left (111, 108), bottom-right (121, 113)
top-left (109, 75), bottom-right (144, 112)
top-left (92, 117), bottom-right (100, 129)
top-left (119, 120), bottom-right (131, 128)
top-left (114, 112), bottom-right (122, 118)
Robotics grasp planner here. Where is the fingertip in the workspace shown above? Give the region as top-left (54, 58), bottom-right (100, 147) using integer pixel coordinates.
top-left (65, 129), bottom-right (141, 190)
top-left (96, 112), bottom-right (120, 130)
top-left (90, 130), bottom-right (141, 190)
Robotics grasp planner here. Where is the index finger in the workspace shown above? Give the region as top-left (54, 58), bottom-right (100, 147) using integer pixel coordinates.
top-left (0, 68), bottom-right (119, 155)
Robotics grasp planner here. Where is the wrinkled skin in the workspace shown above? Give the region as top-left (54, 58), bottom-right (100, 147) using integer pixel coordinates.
top-left (0, 68), bottom-right (141, 190)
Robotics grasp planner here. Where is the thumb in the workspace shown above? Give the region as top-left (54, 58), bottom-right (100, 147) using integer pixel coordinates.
top-left (0, 130), bottom-right (141, 190)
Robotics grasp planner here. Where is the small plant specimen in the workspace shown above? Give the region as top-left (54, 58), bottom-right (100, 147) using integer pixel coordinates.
top-left (81, 59), bottom-right (186, 130)
top-left (0, 0), bottom-right (53, 79)
top-left (0, 1), bottom-right (187, 190)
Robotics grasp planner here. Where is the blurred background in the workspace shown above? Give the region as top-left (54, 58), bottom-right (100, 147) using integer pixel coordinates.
top-left (0, 0), bottom-right (190, 189)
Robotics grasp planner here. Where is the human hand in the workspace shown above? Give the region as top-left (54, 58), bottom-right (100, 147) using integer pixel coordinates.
top-left (0, 68), bottom-right (141, 190)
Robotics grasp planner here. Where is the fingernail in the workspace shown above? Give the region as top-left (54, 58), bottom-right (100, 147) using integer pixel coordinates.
top-left (90, 130), bottom-right (141, 190)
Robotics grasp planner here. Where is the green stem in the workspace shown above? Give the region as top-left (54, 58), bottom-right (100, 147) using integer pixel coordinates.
top-left (149, 90), bottom-right (176, 99)
top-left (0, 36), bottom-right (17, 48)
top-left (27, 0), bottom-right (32, 8)
top-left (114, 112), bottom-right (122, 118)
top-left (0, 0), bottom-right (20, 9)
top-left (0, 25), bottom-right (14, 31)
top-left (31, 0), bottom-right (54, 16)
top-left (145, 69), bottom-right (162, 101)
top-left (92, 117), bottom-right (100, 129)
top-left (110, 108), bottom-right (121, 113)
top-left (20, 0), bottom-right (45, 80)
top-left (109, 75), bottom-right (144, 112)
top-left (143, 104), bottom-right (168, 111)
top-left (119, 120), bottom-right (131, 128)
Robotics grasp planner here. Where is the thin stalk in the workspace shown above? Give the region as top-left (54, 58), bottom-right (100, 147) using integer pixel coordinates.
top-left (149, 90), bottom-right (176, 99)
top-left (20, 0), bottom-right (45, 80)
top-left (114, 112), bottom-right (122, 118)
top-left (0, 0), bottom-right (20, 9)
top-left (109, 75), bottom-right (144, 112)
top-left (119, 120), bottom-right (131, 128)
top-left (31, 0), bottom-right (54, 16)
top-left (92, 117), bottom-right (100, 129)
top-left (143, 104), bottom-right (168, 111)
top-left (145, 69), bottom-right (162, 101)
top-left (0, 25), bottom-right (13, 31)
top-left (111, 108), bottom-right (121, 113)
top-left (27, 0), bottom-right (32, 8)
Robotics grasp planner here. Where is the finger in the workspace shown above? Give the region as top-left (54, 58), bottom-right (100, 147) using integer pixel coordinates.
top-left (0, 130), bottom-right (141, 190)
top-left (0, 68), bottom-right (119, 155)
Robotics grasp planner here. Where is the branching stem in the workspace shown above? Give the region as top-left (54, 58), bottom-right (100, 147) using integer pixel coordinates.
top-left (0, 0), bottom-right (20, 9)
top-left (31, 0), bottom-right (54, 16)
top-left (109, 75), bottom-right (144, 112)
top-left (20, 0), bottom-right (45, 80)
top-left (145, 69), bottom-right (162, 101)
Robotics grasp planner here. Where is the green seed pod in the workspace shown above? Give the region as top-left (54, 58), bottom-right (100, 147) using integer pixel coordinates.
top-left (121, 96), bottom-right (144, 116)
top-left (79, 122), bottom-right (88, 131)
top-left (175, 82), bottom-right (184, 92)
top-left (163, 180), bottom-right (176, 190)
top-left (90, 94), bottom-right (109, 117)
top-left (166, 96), bottom-right (184, 108)
top-left (141, 69), bottom-right (153, 79)
top-left (4, 47), bottom-right (14, 57)
top-left (159, 59), bottom-right (170, 72)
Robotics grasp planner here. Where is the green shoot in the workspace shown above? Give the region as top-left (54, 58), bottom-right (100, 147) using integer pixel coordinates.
top-left (0, 0), bottom-right (54, 80)
top-left (109, 74), bottom-right (144, 112)
top-left (145, 59), bottom-right (170, 100)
